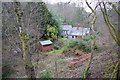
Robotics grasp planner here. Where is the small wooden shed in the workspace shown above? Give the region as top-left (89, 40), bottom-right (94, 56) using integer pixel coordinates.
top-left (38, 40), bottom-right (53, 52)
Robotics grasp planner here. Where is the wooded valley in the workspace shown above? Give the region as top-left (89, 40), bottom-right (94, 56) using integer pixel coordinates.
top-left (1, 0), bottom-right (120, 79)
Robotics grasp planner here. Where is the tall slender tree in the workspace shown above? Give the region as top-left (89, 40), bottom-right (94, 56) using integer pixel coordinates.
top-left (99, 2), bottom-right (120, 79)
top-left (13, 2), bottom-right (36, 78)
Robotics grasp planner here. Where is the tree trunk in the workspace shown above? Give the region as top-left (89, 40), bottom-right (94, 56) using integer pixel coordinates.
top-left (117, 2), bottom-right (120, 78)
top-left (14, 2), bottom-right (36, 78)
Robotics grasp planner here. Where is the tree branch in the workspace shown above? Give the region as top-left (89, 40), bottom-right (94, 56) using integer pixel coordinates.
top-left (102, 2), bottom-right (120, 45)
top-left (83, 0), bottom-right (97, 79)
top-left (99, 3), bottom-right (118, 43)
top-left (109, 2), bottom-right (120, 16)
top-left (85, 0), bottom-right (97, 24)
top-left (88, 2), bottom-right (101, 17)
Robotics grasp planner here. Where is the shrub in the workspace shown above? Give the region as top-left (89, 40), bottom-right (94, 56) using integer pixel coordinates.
top-left (66, 40), bottom-right (91, 53)
top-left (39, 70), bottom-right (52, 78)
top-left (67, 40), bottom-right (79, 48)
top-left (82, 36), bottom-right (91, 41)
top-left (78, 40), bottom-right (91, 53)
top-left (62, 48), bottom-right (72, 56)
top-left (54, 45), bottom-right (59, 50)
top-left (82, 47), bottom-right (91, 53)
top-left (78, 40), bottom-right (86, 49)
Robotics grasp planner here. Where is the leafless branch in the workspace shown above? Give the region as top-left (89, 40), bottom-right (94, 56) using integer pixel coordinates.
top-left (108, 2), bottom-right (120, 15)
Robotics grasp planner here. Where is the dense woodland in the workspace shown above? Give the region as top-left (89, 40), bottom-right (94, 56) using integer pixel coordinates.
top-left (2, 0), bottom-right (120, 79)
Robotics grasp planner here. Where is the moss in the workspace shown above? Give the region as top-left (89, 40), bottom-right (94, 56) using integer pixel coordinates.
top-left (101, 64), bottom-right (115, 78)
top-left (93, 56), bottom-right (99, 60)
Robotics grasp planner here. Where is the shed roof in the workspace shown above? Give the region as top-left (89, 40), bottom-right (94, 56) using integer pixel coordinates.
top-left (39, 40), bottom-right (52, 46)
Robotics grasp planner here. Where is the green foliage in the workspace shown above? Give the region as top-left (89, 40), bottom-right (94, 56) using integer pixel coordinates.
top-left (49, 10), bottom-right (64, 34)
top-left (39, 70), bottom-right (52, 78)
top-left (78, 40), bottom-right (91, 53)
top-left (48, 47), bottom-right (65, 54)
top-left (67, 39), bottom-right (79, 48)
top-left (67, 40), bottom-right (91, 53)
top-left (43, 3), bottom-right (64, 37)
top-left (81, 70), bottom-right (91, 78)
top-left (38, 2), bottom-right (61, 39)
top-left (77, 40), bottom-right (86, 49)
top-left (59, 38), bottom-right (67, 41)
top-left (83, 47), bottom-right (91, 53)
top-left (82, 36), bottom-right (92, 41)
top-left (46, 25), bottom-right (58, 41)
top-left (54, 45), bottom-right (59, 50)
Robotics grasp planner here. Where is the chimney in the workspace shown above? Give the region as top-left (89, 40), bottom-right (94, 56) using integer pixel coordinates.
top-left (77, 27), bottom-right (79, 30)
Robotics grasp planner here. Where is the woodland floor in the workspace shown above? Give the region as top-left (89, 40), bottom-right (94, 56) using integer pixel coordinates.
top-left (9, 45), bottom-right (118, 78)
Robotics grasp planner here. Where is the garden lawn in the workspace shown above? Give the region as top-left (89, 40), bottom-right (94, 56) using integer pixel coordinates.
top-left (48, 47), bottom-right (66, 54)
top-left (59, 38), bottom-right (67, 40)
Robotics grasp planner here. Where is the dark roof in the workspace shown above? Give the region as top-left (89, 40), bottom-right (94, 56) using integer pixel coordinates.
top-left (39, 40), bottom-right (52, 46)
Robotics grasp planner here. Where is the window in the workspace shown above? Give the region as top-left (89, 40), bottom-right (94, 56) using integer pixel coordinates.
top-left (72, 36), bottom-right (74, 38)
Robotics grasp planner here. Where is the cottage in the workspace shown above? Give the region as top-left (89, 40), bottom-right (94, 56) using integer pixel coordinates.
top-left (38, 40), bottom-right (53, 52)
top-left (68, 27), bottom-right (90, 39)
top-left (68, 30), bottom-right (83, 39)
top-left (60, 25), bottom-right (90, 39)
top-left (61, 25), bottom-right (72, 38)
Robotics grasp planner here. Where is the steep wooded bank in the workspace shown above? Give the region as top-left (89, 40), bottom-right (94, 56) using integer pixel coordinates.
top-left (2, 2), bottom-right (59, 78)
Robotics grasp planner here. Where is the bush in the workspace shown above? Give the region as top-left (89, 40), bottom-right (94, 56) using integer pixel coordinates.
top-left (39, 70), bottom-right (52, 78)
top-left (78, 40), bottom-right (91, 53)
top-left (78, 40), bottom-right (86, 49)
top-left (62, 48), bottom-right (73, 56)
top-left (67, 40), bottom-right (91, 53)
top-left (82, 36), bottom-right (91, 41)
top-left (67, 40), bottom-right (79, 48)
top-left (54, 45), bottom-right (59, 50)
top-left (82, 47), bottom-right (91, 53)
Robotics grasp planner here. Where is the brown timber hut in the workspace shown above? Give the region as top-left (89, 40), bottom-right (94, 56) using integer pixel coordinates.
top-left (38, 40), bottom-right (53, 52)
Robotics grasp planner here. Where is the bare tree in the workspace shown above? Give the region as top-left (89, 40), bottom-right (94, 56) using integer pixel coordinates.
top-left (2, 1), bottom-right (51, 78)
top-left (84, 0), bottom-right (120, 78)
top-left (83, 0), bottom-right (97, 78)
top-left (99, 2), bottom-right (120, 79)
top-left (13, 2), bottom-right (36, 78)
